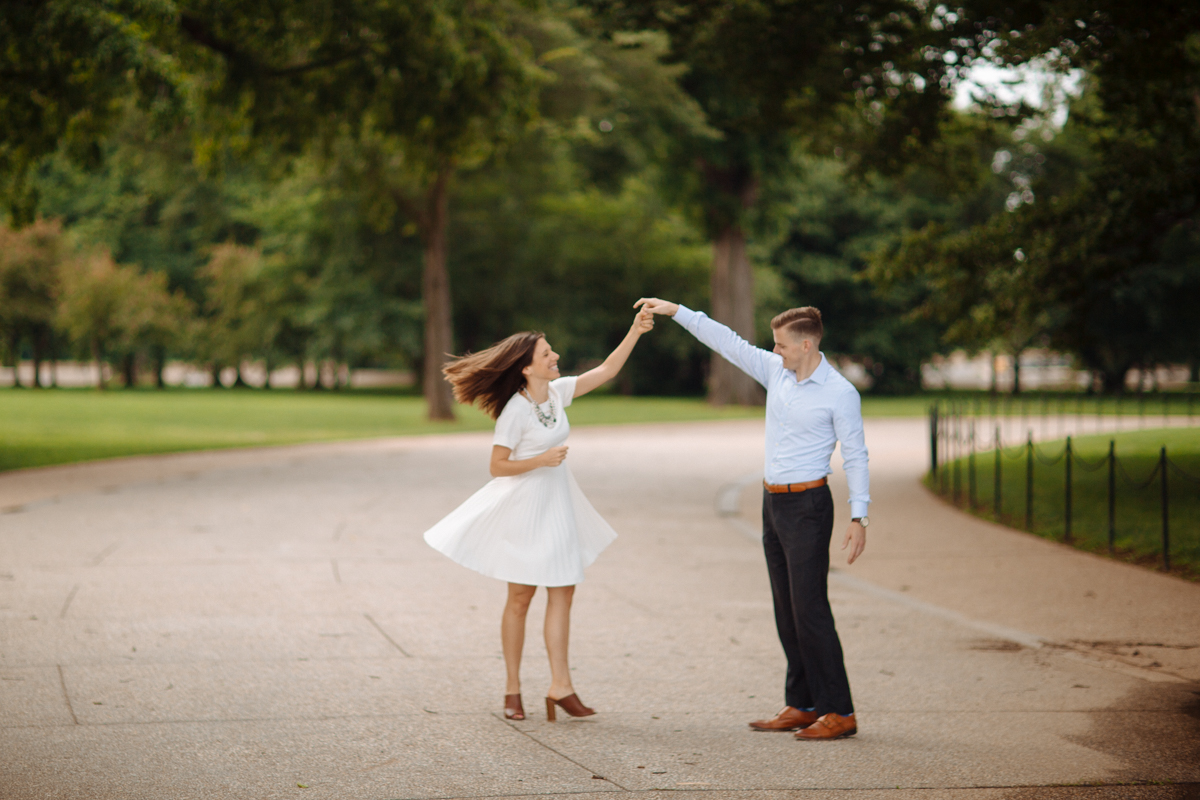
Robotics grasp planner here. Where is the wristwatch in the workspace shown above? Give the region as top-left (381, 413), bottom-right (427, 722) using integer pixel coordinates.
top-left (852, 516), bottom-right (869, 528)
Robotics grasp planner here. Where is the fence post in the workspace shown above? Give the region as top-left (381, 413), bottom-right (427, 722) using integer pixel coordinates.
top-left (994, 425), bottom-right (1003, 520)
top-left (1064, 436), bottom-right (1073, 543)
top-left (1026, 432), bottom-right (1035, 532)
top-left (968, 420), bottom-right (977, 508)
top-left (953, 406), bottom-right (962, 504)
top-left (1161, 446), bottom-right (1170, 571)
top-left (929, 404), bottom-right (939, 477)
top-left (938, 409), bottom-right (944, 493)
top-left (940, 409), bottom-right (949, 495)
top-left (1107, 440), bottom-right (1116, 554)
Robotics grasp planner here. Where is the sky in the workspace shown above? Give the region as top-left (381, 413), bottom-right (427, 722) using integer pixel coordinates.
top-left (954, 61), bottom-right (1084, 127)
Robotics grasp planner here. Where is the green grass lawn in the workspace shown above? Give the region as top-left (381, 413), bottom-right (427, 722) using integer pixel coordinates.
top-left (930, 428), bottom-right (1200, 579)
top-left (0, 387), bottom-right (767, 473)
top-left (0, 387), bottom-right (944, 475)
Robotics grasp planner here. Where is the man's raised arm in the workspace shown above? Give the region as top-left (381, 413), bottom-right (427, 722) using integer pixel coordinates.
top-left (636, 298), bottom-right (773, 387)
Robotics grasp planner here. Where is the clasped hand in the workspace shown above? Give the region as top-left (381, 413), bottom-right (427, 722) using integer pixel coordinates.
top-left (538, 446), bottom-right (569, 468)
top-left (632, 308), bottom-right (655, 335)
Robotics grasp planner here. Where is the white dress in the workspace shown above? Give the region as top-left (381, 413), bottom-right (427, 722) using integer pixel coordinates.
top-left (423, 376), bottom-right (617, 586)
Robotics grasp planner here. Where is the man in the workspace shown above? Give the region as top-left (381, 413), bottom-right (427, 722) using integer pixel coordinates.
top-left (635, 298), bottom-right (869, 741)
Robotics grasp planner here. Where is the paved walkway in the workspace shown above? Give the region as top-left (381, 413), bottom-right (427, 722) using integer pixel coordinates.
top-left (0, 419), bottom-right (1197, 800)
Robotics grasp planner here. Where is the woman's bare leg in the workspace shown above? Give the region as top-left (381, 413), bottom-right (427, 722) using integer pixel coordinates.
top-left (544, 585), bottom-right (576, 700)
top-left (502, 583), bottom-right (537, 695)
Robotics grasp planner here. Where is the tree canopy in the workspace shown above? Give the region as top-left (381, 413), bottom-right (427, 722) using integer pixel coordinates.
top-left (874, 0), bottom-right (1200, 389)
top-left (2, 1), bottom-right (1196, 398)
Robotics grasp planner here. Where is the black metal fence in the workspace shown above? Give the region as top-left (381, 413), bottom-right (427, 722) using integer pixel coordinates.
top-left (929, 398), bottom-right (1200, 570)
top-left (929, 391), bottom-right (1198, 450)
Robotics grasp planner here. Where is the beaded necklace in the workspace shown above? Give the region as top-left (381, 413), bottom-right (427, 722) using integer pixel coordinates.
top-left (521, 387), bottom-right (558, 428)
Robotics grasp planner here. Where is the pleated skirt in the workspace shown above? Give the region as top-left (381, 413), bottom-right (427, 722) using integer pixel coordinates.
top-left (423, 464), bottom-right (617, 587)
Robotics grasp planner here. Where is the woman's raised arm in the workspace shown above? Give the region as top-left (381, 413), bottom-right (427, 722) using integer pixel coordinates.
top-left (573, 310), bottom-right (654, 399)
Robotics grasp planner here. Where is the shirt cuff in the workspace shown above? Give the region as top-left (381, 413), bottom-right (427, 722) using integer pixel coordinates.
top-left (850, 502), bottom-right (869, 520)
top-left (672, 304), bottom-right (697, 327)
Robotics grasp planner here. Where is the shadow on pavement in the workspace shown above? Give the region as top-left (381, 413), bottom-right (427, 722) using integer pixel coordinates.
top-left (1003, 681), bottom-right (1200, 799)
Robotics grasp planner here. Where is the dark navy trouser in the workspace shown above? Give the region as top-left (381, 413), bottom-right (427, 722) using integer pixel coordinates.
top-left (762, 485), bottom-right (854, 716)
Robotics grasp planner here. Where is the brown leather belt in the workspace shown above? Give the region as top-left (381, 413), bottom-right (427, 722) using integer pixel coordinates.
top-left (763, 477), bottom-right (828, 494)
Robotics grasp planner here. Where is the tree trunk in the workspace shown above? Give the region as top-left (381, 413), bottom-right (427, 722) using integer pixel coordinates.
top-left (45, 329), bottom-right (57, 388)
top-left (708, 224), bottom-right (764, 406)
top-left (122, 352), bottom-right (137, 388)
top-left (420, 167), bottom-right (456, 421)
top-left (153, 345), bottom-right (166, 389)
top-left (1189, 358), bottom-right (1198, 384)
top-left (1011, 349), bottom-right (1022, 395)
top-left (31, 330), bottom-right (43, 389)
top-left (1100, 366), bottom-right (1127, 393)
top-left (92, 339), bottom-right (106, 390)
top-left (7, 331), bottom-right (22, 388)
top-left (210, 363), bottom-right (223, 388)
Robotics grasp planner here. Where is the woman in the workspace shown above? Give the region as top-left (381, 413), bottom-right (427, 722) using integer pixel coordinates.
top-left (424, 310), bottom-right (655, 722)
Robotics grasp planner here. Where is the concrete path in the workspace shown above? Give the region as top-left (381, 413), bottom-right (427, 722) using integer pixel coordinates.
top-left (0, 418), bottom-right (1197, 800)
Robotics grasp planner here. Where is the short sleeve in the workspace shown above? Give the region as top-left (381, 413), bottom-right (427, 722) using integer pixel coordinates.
top-left (492, 396), bottom-right (528, 450)
top-left (551, 376), bottom-right (578, 407)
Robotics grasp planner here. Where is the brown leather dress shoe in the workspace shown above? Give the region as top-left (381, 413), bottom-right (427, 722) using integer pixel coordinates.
top-left (794, 712), bottom-right (857, 740)
top-left (749, 706), bottom-right (819, 731)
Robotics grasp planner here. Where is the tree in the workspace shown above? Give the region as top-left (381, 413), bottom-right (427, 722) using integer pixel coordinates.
top-left (583, 0), bottom-right (970, 403)
top-left (116, 267), bottom-right (194, 388)
top-left (0, 219), bottom-right (63, 386)
top-left (874, 1), bottom-right (1200, 391)
top-left (768, 153), bottom-right (983, 394)
top-left (449, 145), bottom-right (713, 394)
top-left (170, 0), bottom-right (549, 417)
top-left (196, 243), bottom-right (274, 387)
top-left (0, 1), bottom-right (179, 222)
top-left (56, 249), bottom-right (137, 388)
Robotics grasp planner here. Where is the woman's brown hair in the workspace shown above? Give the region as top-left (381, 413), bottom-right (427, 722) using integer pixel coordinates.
top-left (442, 332), bottom-right (544, 420)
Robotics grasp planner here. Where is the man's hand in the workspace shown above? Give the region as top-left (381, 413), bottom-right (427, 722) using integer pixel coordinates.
top-left (634, 297), bottom-right (679, 317)
top-left (841, 521), bottom-right (866, 565)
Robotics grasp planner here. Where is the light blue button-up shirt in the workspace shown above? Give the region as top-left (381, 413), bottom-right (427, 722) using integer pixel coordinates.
top-left (674, 305), bottom-right (871, 518)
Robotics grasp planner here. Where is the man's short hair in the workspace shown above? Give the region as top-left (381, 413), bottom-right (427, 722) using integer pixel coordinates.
top-left (770, 307), bottom-right (823, 341)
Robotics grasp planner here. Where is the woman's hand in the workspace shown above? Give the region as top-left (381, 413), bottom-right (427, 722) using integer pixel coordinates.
top-left (538, 446), bottom-right (569, 468)
top-left (632, 309), bottom-right (655, 335)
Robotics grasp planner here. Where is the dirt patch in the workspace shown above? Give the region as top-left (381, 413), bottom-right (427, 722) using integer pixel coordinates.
top-left (969, 638), bottom-right (1025, 652)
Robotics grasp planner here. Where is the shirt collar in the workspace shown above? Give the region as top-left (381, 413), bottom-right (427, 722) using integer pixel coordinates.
top-left (795, 353), bottom-right (831, 385)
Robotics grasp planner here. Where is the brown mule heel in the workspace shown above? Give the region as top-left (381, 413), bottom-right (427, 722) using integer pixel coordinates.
top-left (504, 694), bottom-right (525, 720)
top-left (545, 693), bottom-right (595, 721)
